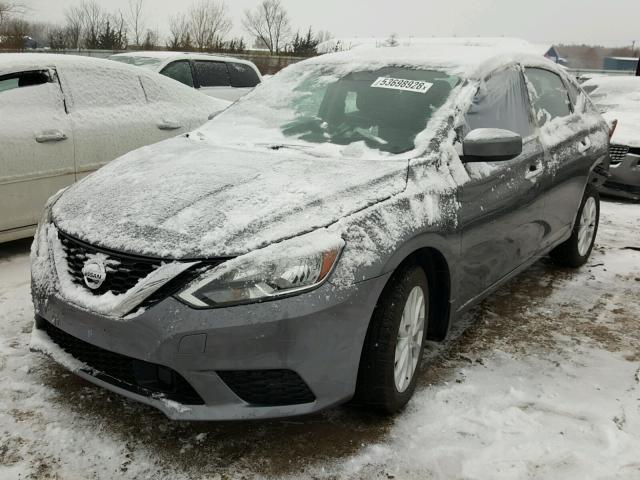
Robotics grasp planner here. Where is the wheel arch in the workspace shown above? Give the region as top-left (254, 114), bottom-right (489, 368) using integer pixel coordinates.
top-left (378, 236), bottom-right (455, 342)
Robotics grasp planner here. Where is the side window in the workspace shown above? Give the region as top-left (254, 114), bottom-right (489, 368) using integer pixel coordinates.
top-left (524, 68), bottom-right (571, 125)
top-left (160, 61), bottom-right (194, 88)
top-left (464, 67), bottom-right (535, 138)
top-left (64, 66), bottom-right (146, 109)
top-left (227, 62), bottom-right (260, 88)
top-left (194, 61), bottom-right (229, 87)
top-left (0, 70), bottom-right (51, 93)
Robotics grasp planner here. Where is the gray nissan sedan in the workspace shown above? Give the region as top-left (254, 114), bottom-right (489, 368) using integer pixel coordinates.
top-left (31, 45), bottom-right (610, 420)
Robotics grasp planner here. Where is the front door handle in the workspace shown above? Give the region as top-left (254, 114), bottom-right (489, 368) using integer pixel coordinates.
top-left (525, 161), bottom-right (544, 180)
top-left (157, 119), bottom-right (182, 131)
top-left (578, 137), bottom-right (591, 153)
top-left (35, 130), bottom-right (68, 143)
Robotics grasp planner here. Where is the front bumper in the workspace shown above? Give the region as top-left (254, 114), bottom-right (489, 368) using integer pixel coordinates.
top-left (31, 269), bottom-right (389, 420)
top-left (598, 151), bottom-right (640, 201)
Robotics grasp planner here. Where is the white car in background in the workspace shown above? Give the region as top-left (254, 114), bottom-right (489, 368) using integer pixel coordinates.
top-left (0, 53), bottom-right (229, 243)
top-left (109, 52), bottom-right (262, 102)
top-left (583, 76), bottom-right (640, 200)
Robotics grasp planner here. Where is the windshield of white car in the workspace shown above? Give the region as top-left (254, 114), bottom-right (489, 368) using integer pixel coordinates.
top-left (203, 65), bottom-right (460, 155)
top-left (109, 56), bottom-right (164, 69)
top-left (586, 77), bottom-right (640, 113)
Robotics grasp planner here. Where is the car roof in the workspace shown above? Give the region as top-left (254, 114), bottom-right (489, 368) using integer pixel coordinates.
top-left (109, 51), bottom-right (258, 68)
top-left (0, 52), bottom-right (143, 73)
top-left (304, 44), bottom-right (566, 80)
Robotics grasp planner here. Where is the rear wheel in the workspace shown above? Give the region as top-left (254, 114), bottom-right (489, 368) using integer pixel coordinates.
top-left (354, 265), bottom-right (428, 413)
top-left (550, 184), bottom-right (600, 268)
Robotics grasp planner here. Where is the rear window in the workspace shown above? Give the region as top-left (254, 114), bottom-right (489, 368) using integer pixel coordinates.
top-left (525, 68), bottom-right (571, 125)
top-left (227, 62), bottom-right (260, 88)
top-left (160, 61), bottom-right (194, 88)
top-left (194, 61), bottom-right (230, 87)
top-left (64, 66), bottom-right (146, 109)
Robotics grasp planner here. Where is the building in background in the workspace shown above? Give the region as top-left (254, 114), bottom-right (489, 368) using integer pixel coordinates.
top-left (603, 56), bottom-right (639, 72)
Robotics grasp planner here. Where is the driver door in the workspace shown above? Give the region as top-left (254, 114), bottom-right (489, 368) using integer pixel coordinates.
top-left (457, 66), bottom-right (547, 306)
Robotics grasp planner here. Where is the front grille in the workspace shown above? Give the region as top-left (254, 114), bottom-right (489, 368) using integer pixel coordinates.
top-left (609, 144), bottom-right (629, 165)
top-left (58, 231), bottom-right (162, 296)
top-left (57, 230), bottom-right (229, 311)
top-left (40, 318), bottom-right (204, 405)
top-left (218, 370), bottom-right (315, 406)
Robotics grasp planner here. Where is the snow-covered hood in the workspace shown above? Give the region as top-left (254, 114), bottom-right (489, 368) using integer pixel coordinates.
top-left (603, 111), bottom-right (640, 148)
top-left (52, 136), bottom-right (409, 259)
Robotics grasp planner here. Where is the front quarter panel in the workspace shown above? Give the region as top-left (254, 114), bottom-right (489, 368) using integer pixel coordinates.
top-left (329, 154), bottom-right (461, 290)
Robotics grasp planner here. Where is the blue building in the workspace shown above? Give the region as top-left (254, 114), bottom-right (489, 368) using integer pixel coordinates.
top-left (603, 57), bottom-right (639, 71)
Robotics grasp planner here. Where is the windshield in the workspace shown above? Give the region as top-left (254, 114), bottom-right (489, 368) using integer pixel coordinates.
top-left (109, 55), bottom-right (163, 69)
top-left (585, 77), bottom-right (640, 113)
top-left (201, 64), bottom-right (460, 156)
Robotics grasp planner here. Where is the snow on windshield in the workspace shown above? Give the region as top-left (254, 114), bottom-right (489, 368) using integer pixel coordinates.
top-left (583, 76), bottom-right (640, 113)
top-left (198, 62), bottom-right (460, 158)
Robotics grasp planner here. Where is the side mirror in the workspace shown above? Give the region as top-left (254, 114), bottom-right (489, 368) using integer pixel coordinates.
top-left (462, 128), bottom-right (523, 162)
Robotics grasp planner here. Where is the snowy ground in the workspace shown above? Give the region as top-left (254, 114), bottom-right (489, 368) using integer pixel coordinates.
top-left (0, 199), bottom-right (638, 480)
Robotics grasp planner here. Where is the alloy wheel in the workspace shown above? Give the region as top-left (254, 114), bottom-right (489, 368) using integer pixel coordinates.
top-left (394, 286), bottom-right (425, 393)
top-left (577, 196), bottom-right (597, 256)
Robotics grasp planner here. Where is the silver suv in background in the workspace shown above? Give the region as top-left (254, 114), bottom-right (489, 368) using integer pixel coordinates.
top-left (109, 51), bottom-right (262, 102)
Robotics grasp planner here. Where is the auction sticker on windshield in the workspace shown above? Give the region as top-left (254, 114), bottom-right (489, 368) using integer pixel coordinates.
top-left (371, 77), bottom-right (433, 94)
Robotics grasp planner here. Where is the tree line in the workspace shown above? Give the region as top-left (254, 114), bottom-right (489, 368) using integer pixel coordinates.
top-left (0, 0), bottom-right (332, 56)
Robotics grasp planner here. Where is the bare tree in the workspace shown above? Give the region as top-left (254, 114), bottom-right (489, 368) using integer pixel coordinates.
top-left (63, 4), bottom-right (84, 49)
top-left (80, 0), bottom-right (108, 49)
top-left (2, 17), bottom-right (29, 48)
top-left (127, 0), bottom-right (145, 47)
top-left (384, 32), bottom-right (399, 47)
top-left (188, 0), bottom-right (231, 51)
top-left (316, 30), bottom-right (332, 44)
top-left (242, 0), bottom-right (291, 55)
top-left (0, 1), bottom-right (24, 32)
top-left (142, 28), bottom-right (158, 49)
top-left (167, 12), bottom-right (191, 50)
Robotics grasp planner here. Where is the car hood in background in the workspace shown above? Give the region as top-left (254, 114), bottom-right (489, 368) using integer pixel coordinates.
top-left (52, 136), bottom-right (408, 259)
top-left (604, 111), bottom-right (640, 148)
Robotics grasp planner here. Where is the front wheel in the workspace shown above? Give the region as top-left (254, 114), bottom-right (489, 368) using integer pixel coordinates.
top-left (550, 184), bottom-right (600, 268)
top-left (354, 265), bottom-right (429, 413)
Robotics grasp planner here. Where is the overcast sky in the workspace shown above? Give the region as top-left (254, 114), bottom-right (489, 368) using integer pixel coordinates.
top-left (21, 0), bottom-right (640, 47)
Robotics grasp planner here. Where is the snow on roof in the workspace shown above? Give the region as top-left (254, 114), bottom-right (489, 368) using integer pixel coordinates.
top-left (109, 50), bottom-right (255, 65)
top-left (318, 36), bottom-right (540, 54)
top-left (606, 56), bottom-right (639, 62)
top-left (0, 52), bottom-right (138, 73)
top-left (583, 75), bottom-right (640, 87)
top-left (307, 44), bottom-right (562, 79)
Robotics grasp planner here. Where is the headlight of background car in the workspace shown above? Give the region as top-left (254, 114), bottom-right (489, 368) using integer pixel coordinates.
top-left (176, 234), bottom-right (344, 308)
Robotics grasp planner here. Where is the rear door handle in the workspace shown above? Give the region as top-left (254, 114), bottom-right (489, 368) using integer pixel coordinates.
top-left (157, 119), bottom-right (182, 131)
top-left (525, 161), bottom-right (544, 180)
top-left (578, 137), bottom-right (591, 153)
top-left (35, 130), bottom-right (68, 143)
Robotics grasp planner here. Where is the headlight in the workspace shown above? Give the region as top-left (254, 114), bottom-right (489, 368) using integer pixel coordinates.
top-left (176, 232), bottom-right (344, 308)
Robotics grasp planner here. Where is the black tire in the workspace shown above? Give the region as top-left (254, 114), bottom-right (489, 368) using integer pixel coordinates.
top-left (353, 264), bottom-right (429, 414)
top-left (550, 184), bottom-right (600, 268)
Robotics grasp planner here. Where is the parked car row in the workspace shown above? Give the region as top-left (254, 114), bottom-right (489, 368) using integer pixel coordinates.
top-left (27, 44), bottom-right (612, 420)
top-left (109, 51), bottom-right (263, 102)
top-left (0, 54), bottom-right (231, 243)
